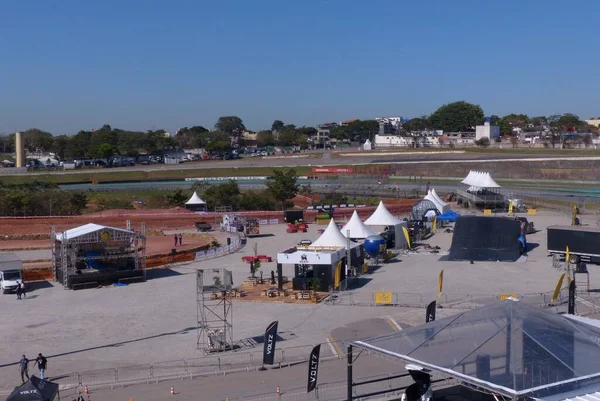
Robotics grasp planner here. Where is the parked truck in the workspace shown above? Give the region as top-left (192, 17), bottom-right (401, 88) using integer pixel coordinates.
top-left (547, 225), bottom-right (600, 264)
top-left (0, 253), bottom-right (24, 294)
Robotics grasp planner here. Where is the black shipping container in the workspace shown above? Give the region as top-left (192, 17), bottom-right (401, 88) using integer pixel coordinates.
top-left (547, 225), bottom-right (600, 264)
top-left (284, 210), bottom-right (304, 223)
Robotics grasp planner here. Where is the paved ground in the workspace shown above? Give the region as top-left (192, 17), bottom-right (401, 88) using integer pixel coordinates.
top-left (1, 209), bottom-right (597, 398)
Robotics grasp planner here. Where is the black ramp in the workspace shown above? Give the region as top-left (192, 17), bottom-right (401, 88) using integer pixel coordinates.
top-left (449, 216), bottom-right (521, 261)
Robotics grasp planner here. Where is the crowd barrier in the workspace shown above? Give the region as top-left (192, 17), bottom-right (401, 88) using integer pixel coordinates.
top-left (195, 234), bottom-right (244, 261)
top-left (50, 340), bottom-right (345, 393)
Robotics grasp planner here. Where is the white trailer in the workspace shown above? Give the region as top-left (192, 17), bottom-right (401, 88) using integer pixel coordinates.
top-left (0, 253), bottom-right (24, 293)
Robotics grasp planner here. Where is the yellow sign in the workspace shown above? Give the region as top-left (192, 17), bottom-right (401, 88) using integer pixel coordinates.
top-left (100, 229), bottom-right (113, 242)
top-left (566, 246), bottom-right (570, 265)
top-left (363, 262), bottom-right (368, 274)
top-left (432, 216), bottom-right (437, 233)
top-left (552, 273), bottom-right (566, 304)
top-left (527, 208), bottom-right (537, 215)
top-left (334, 261), bottom-right (342, 289)
top-left (402, 226), bottom-right (411, 249)
top-left (438, 269), bottom-right (444, 298)
top-left (499, 293), bottom-right (518, 301)
top-left (375, 291), bottom-right (393, 305)
top-left (483, 209), bottom-right (493, 216)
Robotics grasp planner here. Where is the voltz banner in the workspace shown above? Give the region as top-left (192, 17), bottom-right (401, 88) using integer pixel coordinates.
top-left (263, 321), bottom-right (279, 365)
top-left (307, 344), bottom-right (321, 393)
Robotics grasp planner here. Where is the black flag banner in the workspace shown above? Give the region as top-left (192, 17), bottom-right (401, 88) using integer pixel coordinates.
top-left (426, 300), bottom-right (436, 323)
top-left (263, 321), bottom-right (279, 365)
top-left (307, 345), bottom-right (321, 393)
top-left (568, 280), bottom-right (576, 315)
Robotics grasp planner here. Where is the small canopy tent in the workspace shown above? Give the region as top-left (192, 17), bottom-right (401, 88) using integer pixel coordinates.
top-left (185, 191), bottom-right (207, 212)
top-left (310, 219), bottom-right (355, 249)
top-left (365, 201), bottom-right (408, 249)
top-left (6, 376), bottom-right (59, 401)
top-left (364, 201), bottom-right (402, 226)
top-left (430, 189), bottom-right (449, 209)
top-left (437, 209), bottom-right (460, 222)
top-left (424, 190), bottom-right (449, 213)
top-left (340, 211), bottom-right (376, 239)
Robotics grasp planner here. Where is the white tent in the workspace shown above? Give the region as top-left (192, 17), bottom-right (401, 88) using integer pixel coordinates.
top-left (364, 201), bottom-right (403, 226)
top-left (425, 189), bottom-right (449, 213)
top-left (185, 191), bottom-right (207, 211)
top-left (340, 211), bottom-right (376, 239)
top-left (460, 170), bottom-right (501, 189)
top-left (363, 139), bottom-right (372, 150)
top-left (430, 189), bottom-right (448, 206)
top-left (310, 219), bottom-right (353, 249)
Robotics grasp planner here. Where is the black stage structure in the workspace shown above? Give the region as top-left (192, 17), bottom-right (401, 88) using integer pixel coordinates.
top-left (51, 222), bottom-right (146, 290)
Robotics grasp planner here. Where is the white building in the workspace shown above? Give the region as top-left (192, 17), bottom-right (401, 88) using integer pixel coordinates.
top-left (376, 117), bottom-right (402, 128)
top-left (475, 122), bottom-right (500, 141)
top-left (374, 135), bottom-right (414, 148)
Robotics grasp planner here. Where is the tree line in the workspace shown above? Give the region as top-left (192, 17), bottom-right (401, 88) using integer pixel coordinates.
top-left (0, 182), bottom-right (87, 217)
top-left (1, 103), bottom-right (597, 159)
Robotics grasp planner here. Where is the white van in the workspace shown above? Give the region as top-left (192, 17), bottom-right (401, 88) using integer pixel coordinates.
top-left (0, 253), bottom-right (24, 293)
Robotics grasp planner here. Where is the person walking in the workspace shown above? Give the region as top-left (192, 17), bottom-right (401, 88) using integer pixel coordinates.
top-left (16, 282), bottom-right (22, 300)
top-left (20, 281), bottom-right (26, 298)
top-left (75, 391), bottom-right (85, 401)
top-left (18, 355), bottom-right (29, 383)
top-left (34, 353), bottom-right (47, 380)
top-left (174, 234), bottom-right (178, 247)
top-left (178, 233), bottom-right (183, 246)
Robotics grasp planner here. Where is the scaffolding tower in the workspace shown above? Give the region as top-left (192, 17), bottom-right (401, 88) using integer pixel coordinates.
top-left (197, 268), bottom-right (234, 354)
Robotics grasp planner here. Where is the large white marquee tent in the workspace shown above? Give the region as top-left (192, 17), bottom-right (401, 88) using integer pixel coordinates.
top-left (460, 171), bottom-right (501, 189)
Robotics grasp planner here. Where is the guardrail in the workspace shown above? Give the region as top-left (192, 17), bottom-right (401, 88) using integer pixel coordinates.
top-left (195, 233), bottom-right (244, 261)
top-left (50, 340), bottom-right (347, 393)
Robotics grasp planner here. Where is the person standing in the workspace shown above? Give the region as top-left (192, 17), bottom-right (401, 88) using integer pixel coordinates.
top-left (178, 233), bottom-right (183, 246)
top-left (34, 353), bottom-right (47, 380)
top-left (16, 282), bottom-right (22, 300)
top-left (174, 234), bottom-right (178, 247)
top-left (20, 281), bottom-right (26, 299)
top-left (18, 355), bottom-right (29, 383)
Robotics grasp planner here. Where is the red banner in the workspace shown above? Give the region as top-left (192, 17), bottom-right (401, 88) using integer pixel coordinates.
top-left (311, 167), bottom-right (354, 174)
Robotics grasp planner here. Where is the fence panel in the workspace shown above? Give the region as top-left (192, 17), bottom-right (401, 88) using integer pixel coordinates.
top-left (116, 364), bottom-right (152, 383)
top-left (185, 356), bottom-right (222, 375)
top-left (52, 372), bottom-right (81, 390)
top-left (218, 352), bottom-right (253, 368)
top-left (151, 359), bottom-right (187, 378)
top-left (282, 344), bottom-right (313, 365)
top-left (79, 368), bottom-right (117, 386)
top-left (396, 292), bottom-right (424, 307)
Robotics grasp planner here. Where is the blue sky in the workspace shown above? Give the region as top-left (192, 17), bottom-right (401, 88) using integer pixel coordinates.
top-left (1, 0), bottom-right (599, 134)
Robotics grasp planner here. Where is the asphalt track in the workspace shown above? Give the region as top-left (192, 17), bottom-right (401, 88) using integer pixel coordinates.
top-left (12, 151), bottom-right (600, 176)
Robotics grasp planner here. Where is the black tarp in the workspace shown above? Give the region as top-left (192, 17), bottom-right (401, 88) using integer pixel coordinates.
top-left (449, 216), bottom-right (522, 261)
top-left (6, 376), bottom-right (59, 401)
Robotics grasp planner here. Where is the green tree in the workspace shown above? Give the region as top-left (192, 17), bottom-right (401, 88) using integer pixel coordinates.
top-left (215, 116), bottom-right (245, 137)
top-left (401, 117), bottom-right (430, 134)
top-left (203, 181), bottom-right (241, 209)
top-left (22, 129), bottom-right (55, 153)
top-left (429, 101), bottom-right (484, 132)
top-left (474, 137), bottom-right (490, 147)
top-left (176, 126), bottom-right (209, 148)
top-left (165, 189), bottom-right (188, 206)
top-left (554, 114), bottom-right (584, 131)
top-left (271, 120), bottom-right (285, 132)
top-left (256, 130), bottom-right (276, 147)
top-left (51, 135), bottom-right (70, 160)
top-left (265, 169), bottom-right (299, 210)
top-left (93, 143), bottom-right (116, 159)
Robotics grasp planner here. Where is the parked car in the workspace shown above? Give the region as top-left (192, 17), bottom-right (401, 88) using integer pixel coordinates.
top-left (1, 160), bottom-right (15, 167)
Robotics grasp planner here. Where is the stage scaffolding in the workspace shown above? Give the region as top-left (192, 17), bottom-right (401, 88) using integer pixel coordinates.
top-left (51, 221), bottom-right (147, 289)
top-left (196, 268), bottom-right (234, 354)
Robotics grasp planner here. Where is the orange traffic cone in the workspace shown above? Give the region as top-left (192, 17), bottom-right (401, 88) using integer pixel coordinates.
top-left (170, 386), bottom-right (175, 396)
top-left (129, 398), bottom-right (134, 401)
top-left (84, 385), bottom-right (89, 395)
top-left (276, 386), bottom-right (281, 395)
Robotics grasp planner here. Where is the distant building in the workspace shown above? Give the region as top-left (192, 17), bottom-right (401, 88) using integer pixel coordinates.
top-left (340, 119), bottom-right (359, 126)
top-left (374, 135), bottom-right (414, 148)
top-left (376, 117), bottom-right (402, 128)
top-left (163, 132), bottom-right (172, 138)
top-left (585, 119), bottom-right (600, 127)
top-left (475, 122), bottom-right (500, 141)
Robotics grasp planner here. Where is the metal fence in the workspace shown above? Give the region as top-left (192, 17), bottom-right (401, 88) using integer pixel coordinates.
top-left (195, 233), bottom-right (244, 261)
top-left (325, 287), bottom-right (571, 310)
top-left (53, 341), bottom-right (345, 393)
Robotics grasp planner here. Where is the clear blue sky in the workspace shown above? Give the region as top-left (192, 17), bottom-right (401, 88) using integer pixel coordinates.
top-left (1, 0), bottom-right (598, 135)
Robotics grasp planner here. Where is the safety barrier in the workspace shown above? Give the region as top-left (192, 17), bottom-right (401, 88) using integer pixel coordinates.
top-left (195, 235), bottom-right (243, 262)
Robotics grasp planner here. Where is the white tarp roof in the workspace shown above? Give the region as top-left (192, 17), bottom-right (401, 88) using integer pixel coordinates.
top-left (56, 223), bottom-right (133, 242)
top-left (185, 191), bottom-right (206, 205)
top-left (340, 211), bottom-right (376, 239)
top-left (364, 201), bottom-right (403, 226)
top-left (428, 189), bottom-right (450, 213)
top-left (310, 219), bottom-right (356, 249)
top-left (460, 170), bottom-right (501, 188)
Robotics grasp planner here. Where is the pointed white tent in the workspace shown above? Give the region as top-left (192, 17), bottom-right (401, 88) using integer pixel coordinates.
top-left (364, 201), bottom-right (403, 226)
top-left (431, 189), bottom-right (448, 206)
top-left (185, 191), bottom-right (207, 211)
top-left (310, 219), bottom-right (351, 248)
top-left (340, 211), bottom-right (376, 239)
top-left (425, 189), bottom-right (449, 213)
